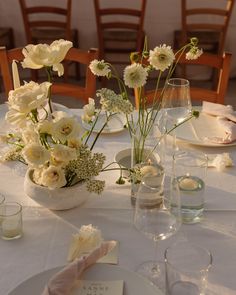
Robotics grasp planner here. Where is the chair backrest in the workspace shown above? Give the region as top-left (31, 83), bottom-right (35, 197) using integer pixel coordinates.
top-left (181, 0), bottom-right (235, 54)
top-left (19, 0), bottom-right (73, 43)
top-left (135, 52), bottom-right (232, 108)
top-left (93, 0), bottom-right (147, 61)
top-left (0, 46), bottom-right (98, 103)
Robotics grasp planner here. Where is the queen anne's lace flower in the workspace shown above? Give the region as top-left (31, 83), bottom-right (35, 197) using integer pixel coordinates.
top-left (123, 63), bottom-right (148, 88)
top-left (21, 39), bottom-right (73, 76)
top-left (149, 44), bottom-right (175, 71)
top-left (97, 88), bottom-right (133, 115)
top-left (89, 59), bottom-right (111, 77)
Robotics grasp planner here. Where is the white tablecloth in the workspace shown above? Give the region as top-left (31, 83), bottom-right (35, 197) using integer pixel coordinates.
top-left (0, 105), bottom-right (236, 294)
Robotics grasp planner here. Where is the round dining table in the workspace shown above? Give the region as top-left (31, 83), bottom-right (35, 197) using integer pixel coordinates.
top-left (0, 103), bottom-right (236, 295)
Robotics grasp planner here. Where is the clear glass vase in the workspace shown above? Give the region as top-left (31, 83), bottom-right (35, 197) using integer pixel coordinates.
top-left (130, 122), bottom-right (165, 206)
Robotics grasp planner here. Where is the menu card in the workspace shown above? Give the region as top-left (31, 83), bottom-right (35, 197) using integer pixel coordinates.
top-left (73, 280), bottom-right (124, 295)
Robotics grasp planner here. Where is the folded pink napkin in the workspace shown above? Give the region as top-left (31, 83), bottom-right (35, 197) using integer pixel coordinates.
top-left (202, 101), bottom-right (236, 143)
top-left (42, 241), bottom-right (116, 295)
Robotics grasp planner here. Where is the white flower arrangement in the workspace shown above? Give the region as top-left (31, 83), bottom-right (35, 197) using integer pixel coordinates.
top-left (87, 37), bottom-right (201, 165)
top-left (1, 39), bottom-right (116, 193)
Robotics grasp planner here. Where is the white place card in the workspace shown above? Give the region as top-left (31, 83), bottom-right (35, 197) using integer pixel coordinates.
top-left (97, 241), bottom-right (119, 264)
top-left (73, 280), bottom-right (124, 295)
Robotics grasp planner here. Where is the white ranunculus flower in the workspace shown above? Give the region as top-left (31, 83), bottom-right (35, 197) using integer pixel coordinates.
top-left (37, 120), bottom-right (53, 134)
top-left (67, 224), bottom-right (103, 262)
top-left (67, 138), bottom-right (82, 149)
top-left (82, 98), bottom-right (96, 123)
top-left (89, 59), bottom-right (111, 77)
top-left (123, 63), bottom-right (148, 88)
top-left (22, 143), bottom-right (50, 167)
top-left (21, 124), bottom-right (39, 144)
top-left (7, 81), bottom-right (51, 114)
top-left (52, 111), bottom-right (71, 122)
top-left (52, 117), bottom-right (80, 143)
top-left (51, 144), bottom-right (77, 166)
top-left (5, 108), bottom-right (28, 127)
top-left (21, 39), bottom-right (73, 76)
top-left (40, 165), bottom-right (67, 189)
top-left (149, 44), bottom-right (175, 71)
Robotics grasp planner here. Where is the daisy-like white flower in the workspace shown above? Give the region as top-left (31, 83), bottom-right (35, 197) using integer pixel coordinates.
top-left (186, 47), bottom-right (203, 60)
top-left (123, 63), bottom-right (148, 88)
top-left (89, 59), bottom-right (111, 77)
top-left (22, 143), bottom-right (50, 167)
top-left (148, 44), bottom-right (175, 71)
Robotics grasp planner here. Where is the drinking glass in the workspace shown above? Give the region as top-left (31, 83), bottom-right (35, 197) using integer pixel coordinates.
top-left (134, 169), bottom-right (182, 288)
top-left (160, 78), bottom-right (192, 151)
top-left (165, 241), bottom-right (212, 295)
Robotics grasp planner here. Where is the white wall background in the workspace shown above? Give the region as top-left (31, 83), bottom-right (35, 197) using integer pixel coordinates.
top-left (0, 0), bottom-right (236, 77)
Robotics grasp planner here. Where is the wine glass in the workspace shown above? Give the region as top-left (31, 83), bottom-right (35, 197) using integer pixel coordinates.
top-left (134, 168), bottom-right (182, 289)
top-left (159, 78), bottom-right (192, 152)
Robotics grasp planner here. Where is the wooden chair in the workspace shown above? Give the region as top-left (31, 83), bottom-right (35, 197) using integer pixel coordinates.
top-left (0, 46), bottom-right (98, 104)
top-left (174, 0), bottom-right (235, 55)
top-left (0, 28), bottom-right (15, 49)
top-left (134, 52), bottom-right (232, 109)
top-left (19, 0), bottom-right (79, 79)
top-left (93, 0), bottom-right (147, 64)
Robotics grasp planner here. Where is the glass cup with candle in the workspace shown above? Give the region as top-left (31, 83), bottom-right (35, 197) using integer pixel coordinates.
top-left (173, 150), bottom-right (208, 224)
top-left (0, 202), bottom-right (23, 240)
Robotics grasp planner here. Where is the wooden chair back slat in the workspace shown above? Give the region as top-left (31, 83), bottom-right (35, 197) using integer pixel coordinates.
top-left (0, 46), bottom-right (98, 104)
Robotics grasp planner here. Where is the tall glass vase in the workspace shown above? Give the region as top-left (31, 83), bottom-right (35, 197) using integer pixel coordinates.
top-left (130, 122), bottom-right (165, 206)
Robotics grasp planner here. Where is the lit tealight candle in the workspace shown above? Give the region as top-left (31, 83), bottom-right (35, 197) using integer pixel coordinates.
top-left (179, 176), bottom-right (199, 191)
top-left (140, 163), bottom-right (164, 188)
top-left (12, 60), bottom-right (21, 89)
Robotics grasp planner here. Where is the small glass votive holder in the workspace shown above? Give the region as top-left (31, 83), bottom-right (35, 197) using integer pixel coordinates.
top-left (165, 241), bottom-right (212, 295)
top-left (0, 194), bottom-right (5, 225)
top-left (173, 150), bottom-right (208, 223)
top-left (0, 202), bottom-right (23, 240)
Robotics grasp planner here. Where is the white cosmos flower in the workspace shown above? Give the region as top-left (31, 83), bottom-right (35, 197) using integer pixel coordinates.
top-left (123, 63), bottom-right (148, 88)
top-left (40, 165), bottom-right (67, 189)
top-left (52, 117), bottom-right (80, 143)
top-left (51, 144), bottom-right (77, 166)
top-left (149, 44), bottom-right (175, 71)
top-left (7, 81), bottom-right (51, 114)
top-left (89, 59), bottom-right (111, 77)
top-left (22, 143), bottom-right (50, 167)
top-left (21, 39), bottom-right (73, 76)
top-left (186, 47), bottom-right (203, 60)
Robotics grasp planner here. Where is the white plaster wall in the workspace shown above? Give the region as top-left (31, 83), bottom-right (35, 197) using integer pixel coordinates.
top-left (0, 0), bottom-right (236, 76)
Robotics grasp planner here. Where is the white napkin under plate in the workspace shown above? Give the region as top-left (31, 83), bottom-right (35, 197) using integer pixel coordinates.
top-left (202, 101), bottom-right (236, 144)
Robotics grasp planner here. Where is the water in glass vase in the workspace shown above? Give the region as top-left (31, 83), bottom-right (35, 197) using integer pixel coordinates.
top-left (175, 175), bottom-right (205, 223)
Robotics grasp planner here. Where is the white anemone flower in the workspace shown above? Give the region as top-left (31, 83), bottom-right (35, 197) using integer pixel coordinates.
top-left (89, 59), bottom-right (111, 77)
top-left (40, 165), bottom-right (67, 189)
top-left (123, 63), bottom-right (148, 89)
top-left (149, 44), bottom-right (175, 71)
top-left (22, 143), bottom-right (50, 167)
top-left (21, 39), bottom-right (73, 76)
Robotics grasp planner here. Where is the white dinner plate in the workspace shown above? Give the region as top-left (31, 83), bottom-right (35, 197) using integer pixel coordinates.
top-left (82, 113), bottom-right (126, 134)
top-left (8, 264), bottom-right (164, 295)
top-left (173, 107), bottom-right (236, 147)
